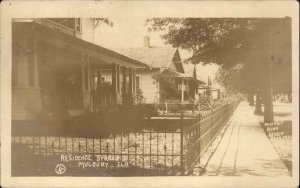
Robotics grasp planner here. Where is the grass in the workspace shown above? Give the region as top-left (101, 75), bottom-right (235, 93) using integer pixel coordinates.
top-left (261, 121), bottom-right (292, 175)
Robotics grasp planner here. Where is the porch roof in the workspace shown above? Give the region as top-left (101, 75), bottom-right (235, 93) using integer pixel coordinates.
top-left (112, 47), bottom-right (178, 69)
top-left (13, 21), bottom-right (148, 68)
top-left (161, 68), bottom-right (206, 84)
top-left (198, 85), bottom-right (219, 91)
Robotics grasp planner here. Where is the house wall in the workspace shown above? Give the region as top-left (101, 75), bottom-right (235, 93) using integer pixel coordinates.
top-left (103, 69), bottom-right (160, 104)
top-left (12, 37), bottom-right (42, 121)
top-left (137, 70), bottom-right (160, 103)
top-left (81, 18), bottom-right (95, 43)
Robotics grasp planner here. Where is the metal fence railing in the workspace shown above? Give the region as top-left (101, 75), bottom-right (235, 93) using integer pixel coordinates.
top-left (181, 102), bottom-right (238, 175)
top-left (11, 101), bottom-right (239, 176)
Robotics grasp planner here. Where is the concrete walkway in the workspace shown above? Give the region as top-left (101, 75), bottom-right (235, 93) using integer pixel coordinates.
top-left (204, 102), bottom-right (290, 176)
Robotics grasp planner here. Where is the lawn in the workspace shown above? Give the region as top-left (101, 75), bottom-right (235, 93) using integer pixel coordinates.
top-left (258, 102), bottom-right (293, 175)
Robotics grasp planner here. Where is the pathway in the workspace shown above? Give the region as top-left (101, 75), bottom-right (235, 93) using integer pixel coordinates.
top-left (204, 102), bottom-right (290, 176)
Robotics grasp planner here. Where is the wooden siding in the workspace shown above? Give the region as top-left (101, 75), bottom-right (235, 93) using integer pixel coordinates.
top-left (138, 71), bottom-right (160, 103)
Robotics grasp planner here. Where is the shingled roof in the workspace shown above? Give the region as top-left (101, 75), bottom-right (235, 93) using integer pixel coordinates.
top-left (112, 47), bottom-right (178, 69)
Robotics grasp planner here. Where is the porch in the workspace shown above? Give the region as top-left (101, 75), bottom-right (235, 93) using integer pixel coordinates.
top-left (161, 68), bottom-right (205, 103)
top-left (12, 21), bottom-right (147, 121)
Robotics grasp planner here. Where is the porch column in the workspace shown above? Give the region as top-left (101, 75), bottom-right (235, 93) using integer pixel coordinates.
top-left (122, 66), bottom-right (127, 103)
top-left (96, 65), bottom-right (101, 111)
top-left (33, 40), bottom-right (40, 88)
top-left (81, 55), bottom-right (90, 110)
top-left (12, 36), bottom-right (42, 120)
top-left (16, 36), bottom-right (30, 87)
top-left (14, 37), bottom-right (40, 88)
top-left (116, 64), bottom-right (120, 93)
top-left (87, 57), bottom-right (91, 92)
top-left (112, 63), bottom-right (117, 105)
top-left (81, 56), bottom-right (86, 91)
top-left (97, 66), bottom-right (101, 88)
top-left (181, 79), bottom-right (185, 103)
top-left (128, 68), bottom-right (133, 95)
top-left (132, 68), bottom-right (136, 94)
top-left (87, 57), bottom-right (92, 111)
top-left (89, 59), bottom-right (95, 91)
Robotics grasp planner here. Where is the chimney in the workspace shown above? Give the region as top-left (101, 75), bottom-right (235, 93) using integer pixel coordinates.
top-left (143, 36), bottom-right (150, 48)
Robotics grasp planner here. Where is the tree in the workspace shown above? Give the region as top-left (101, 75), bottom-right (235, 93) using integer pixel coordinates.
top-left (152, 72), bottom-right (180, 103)
top-left (147, 18), bottom-right (291, 123)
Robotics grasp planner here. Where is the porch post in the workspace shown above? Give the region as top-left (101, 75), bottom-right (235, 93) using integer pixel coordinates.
top-left (17, 36), bottom-right (30, 87)
top-left (116, 64), bottom-right (120, 104)
top-left (181, 79), bottom-right (185, 103)
top-left (122, 66), bottom-right (127, 103)
top-left (87, 57), bottom-right (91, 92)
top-left (112, 63), bottom-right (117, 105)
top-left (33, 40), bottom-right (40, 88)
top-left (117, 64), bottom-right (120, 93)
top-left (97, 66), bottom-right (101, 88)
top-left (87, 57), bottom-right (93, 111)
top-left (133, 68), bottom-right (136, 94)
top-left (81, 56), bottom-right (86, 92)
top-left (129, 68), bottom-right (133, 95)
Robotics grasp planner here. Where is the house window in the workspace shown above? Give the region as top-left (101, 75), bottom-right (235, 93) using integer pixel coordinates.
top-left (136, 75), bottom-right (141, 91)
top-left (75, 18), bottom-right (81, 32)
top-left (100, 76), bottom-right (106, 83)
top-left (48, 18), bottom-right (81, 32)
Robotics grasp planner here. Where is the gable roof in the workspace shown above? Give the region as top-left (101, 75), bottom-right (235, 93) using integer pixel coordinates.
top-left (112, 47), bottom-right (179, 69)
top-left (182, 63), bottom-right (207, 84)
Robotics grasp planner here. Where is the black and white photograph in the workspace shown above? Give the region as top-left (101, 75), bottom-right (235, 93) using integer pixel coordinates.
top-left (1, 1), bottom-right (299, 187)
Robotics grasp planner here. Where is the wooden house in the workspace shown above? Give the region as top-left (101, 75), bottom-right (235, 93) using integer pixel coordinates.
top-left (12, 18), bottom-right (147, 122)
top-left (108, 36), bottom-right (206, 103)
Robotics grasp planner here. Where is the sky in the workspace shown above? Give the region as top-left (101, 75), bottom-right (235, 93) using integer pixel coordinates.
top-left (93, 16), bottom-right (220, 86)
top-left (94, 14), bottom-right (163, 48)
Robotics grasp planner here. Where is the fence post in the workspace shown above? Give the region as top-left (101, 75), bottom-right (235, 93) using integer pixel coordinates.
top-left (198, 102), bottom-right (201, 165)
top-left (180, 111), bottom-right (184, 175)
top-left (166, 103), bottom-right (168, 114)
top-left (210, 108), bottom-right (213, 145)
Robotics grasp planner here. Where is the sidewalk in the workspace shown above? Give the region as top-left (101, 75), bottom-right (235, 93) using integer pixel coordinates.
top-left (204, 102), bottom-right (290, 176)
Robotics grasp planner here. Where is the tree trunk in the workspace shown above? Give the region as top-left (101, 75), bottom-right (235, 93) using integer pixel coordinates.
top-left (254, 89), bottom-right (263, 115)
top-left (248, 92), bottom-right (254, 106)
top-left (264, 72), bottom-right (273, 123)
top-left (264, 82), bottom-right (273, 123)
top-left (264, 20), bottom-right (274, 123)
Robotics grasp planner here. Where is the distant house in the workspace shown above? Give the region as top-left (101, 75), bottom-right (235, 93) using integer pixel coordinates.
top-left (12, 18), bottom-right (147, 122)
top-left (108, 36), bottom-right (206, 103)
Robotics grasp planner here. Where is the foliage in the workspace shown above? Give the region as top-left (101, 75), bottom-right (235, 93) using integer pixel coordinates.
top-left (122, 88), bottom-right (146, 107)
top-left (146, 18), bottom-right (257, 67)
top-left (147, 18), bottom-right (292, 95)
top-left (135, 89), bottom-right (146, 104)
top-left (152, 72), bottom-right (180, 102)
top-left (215, 64), bottom-right (257, 94)
top-left (197, 95), bottom-right (212, 111)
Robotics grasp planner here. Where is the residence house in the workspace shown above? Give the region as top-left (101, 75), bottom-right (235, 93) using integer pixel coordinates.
top-left (112, 37), bottom-right (206, 103)
top-left (12, 18), bottom-right (147, 122)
